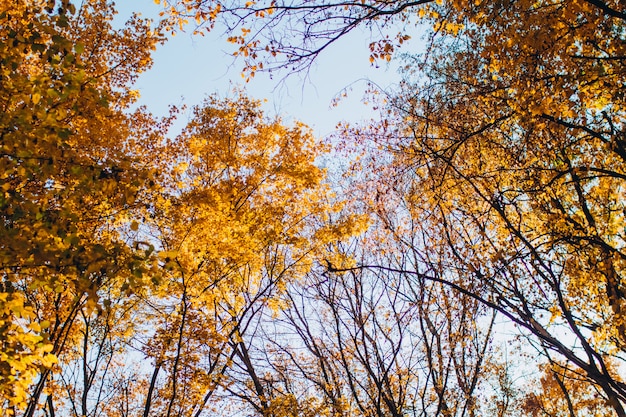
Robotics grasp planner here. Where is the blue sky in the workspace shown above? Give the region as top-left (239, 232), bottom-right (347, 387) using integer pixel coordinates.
top-left (116, 1), bottom-right (417, 138)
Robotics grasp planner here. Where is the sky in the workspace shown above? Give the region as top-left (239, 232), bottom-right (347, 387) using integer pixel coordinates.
top-left (115, 1), bottom-right (420, 139)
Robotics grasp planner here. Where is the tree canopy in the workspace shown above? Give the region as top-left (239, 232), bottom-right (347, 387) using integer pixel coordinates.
top-left (2, 0), bottom-right (625, 416)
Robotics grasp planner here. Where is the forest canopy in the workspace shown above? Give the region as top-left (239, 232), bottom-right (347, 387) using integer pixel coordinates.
top-left (1, 0), bottom-right (625, 416)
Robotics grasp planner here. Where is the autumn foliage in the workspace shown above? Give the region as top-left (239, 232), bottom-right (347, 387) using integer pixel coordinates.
top-left (2, 0), bottom-right (626, 416)
top-left (0, 1), bottom-right (161, 413)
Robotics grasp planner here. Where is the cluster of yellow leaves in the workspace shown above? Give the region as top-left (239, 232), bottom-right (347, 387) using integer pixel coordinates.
top-left (125, 93), bottom-right (367, 415)
top-left (99, 94), bottom-right (366, 413)
top-left (0, 0), bottom-right (165, 412)
top-left (522, 362), bottom-right (617, 417)
top-left (0, 292), bottom-right (55, 410)
top-left (155, 94), bottom-right (335, 286)
top-left (368, 34), bottom-right (411, 64)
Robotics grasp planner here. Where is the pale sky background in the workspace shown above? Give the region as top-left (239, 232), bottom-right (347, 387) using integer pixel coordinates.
top-left (116, 1), bottom-right (423, 139)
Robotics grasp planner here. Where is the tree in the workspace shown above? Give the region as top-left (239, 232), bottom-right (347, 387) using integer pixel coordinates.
top-left (194, 231), bottom-right (502, 417)
top-left (380, 1), bottom-right (626, 413)
top-left (1, 2), bottom-right (365, 415)
top-left (272, 262), bottom-right (497, 417)
top-left (8, 0), bottom-right (626, 416)
top-left (158, 0), bottom-right (623, 75)
top-left (158, 0), bottom-right (434, 75)
top-left (113, 94), bottom-right (364, 417)
top-left (155, 0), bottom-right (626, 414)
top-left (521, 359), bottom-right (618, 417)
top-left (0, 0), bottom-right (164, 413)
